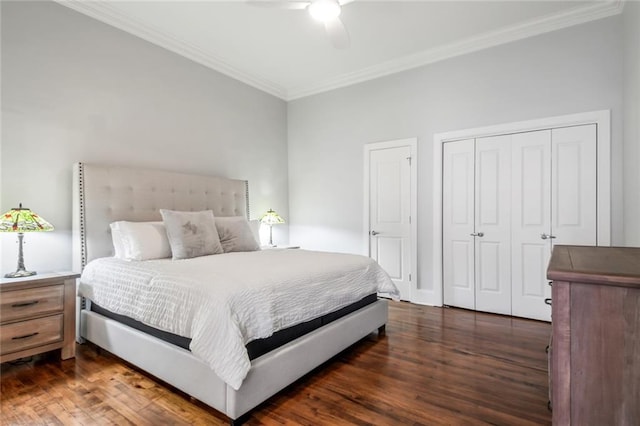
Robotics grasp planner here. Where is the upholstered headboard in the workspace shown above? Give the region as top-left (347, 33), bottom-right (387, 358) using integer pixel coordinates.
top-left (72, 163), bottom-right (249, 271)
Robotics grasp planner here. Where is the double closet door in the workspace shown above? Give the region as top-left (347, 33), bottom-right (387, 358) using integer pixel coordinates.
top-left (443, 124), bottom-right (597, 321)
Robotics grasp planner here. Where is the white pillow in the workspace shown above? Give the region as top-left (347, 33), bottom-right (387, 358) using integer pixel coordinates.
top-left (215, 217), bottom-right (261, 253)
top-left (160, 209), bottom-right (223, 259)
top-left (110, 225), bottom-right (127, 259)
top-left (109, 221), bottom-right (172, 261)
top-left (248, 219), bottom-right (261, 245)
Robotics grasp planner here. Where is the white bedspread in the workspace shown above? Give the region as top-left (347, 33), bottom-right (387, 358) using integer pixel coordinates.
top-left (79, 249), bottom-right (399, 390)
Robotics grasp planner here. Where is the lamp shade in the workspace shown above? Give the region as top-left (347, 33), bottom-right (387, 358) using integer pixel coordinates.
top-left (0, 203), bottom-right (54, 233)
top-left (259, 209), bottom-right (285, 226)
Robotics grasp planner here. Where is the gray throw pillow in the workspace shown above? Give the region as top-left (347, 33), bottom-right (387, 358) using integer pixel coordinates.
top-left (160, 209), bottom-right (223, 259)
top-left (215, 216), bottom-right (261, 253)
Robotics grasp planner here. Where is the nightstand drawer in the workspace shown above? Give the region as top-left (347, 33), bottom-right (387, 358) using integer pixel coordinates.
top-left (0, 314), bottom-right (63, 355)
top-left (0, 285), bottom-right (64, 323)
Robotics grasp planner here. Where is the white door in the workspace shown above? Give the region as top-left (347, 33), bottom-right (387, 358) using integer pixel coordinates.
top-left (442, 139), bottom-right (475, 310)
top-left (511, 130), bottom-right (552, 321)
top-left (510, 125), bottom-right (596, 321)
top-left (367, 144), bottom-right (413, 300)
top-left (551, 124), bottom-right (597, 246)
top-left (474, 135), bottom-right (512, 315)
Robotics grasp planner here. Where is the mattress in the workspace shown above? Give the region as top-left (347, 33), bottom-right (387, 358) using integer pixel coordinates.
top-left (79, 249), bottom-right (399, 389)
top-left (90, 293), bottom-right (378, 360)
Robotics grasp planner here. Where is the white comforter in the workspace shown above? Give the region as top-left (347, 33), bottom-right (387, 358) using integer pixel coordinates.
top-left (79, 249), bottom-right (399, 390)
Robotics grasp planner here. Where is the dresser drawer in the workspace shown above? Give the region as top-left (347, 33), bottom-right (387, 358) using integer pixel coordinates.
top-left (0, 285), bottom-right (64, 323)
top-left (0, 314), bottom-right (63, 355)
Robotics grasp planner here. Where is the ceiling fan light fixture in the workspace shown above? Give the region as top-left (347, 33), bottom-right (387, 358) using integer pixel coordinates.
top-left (308, 0), bottom-right (341, 22)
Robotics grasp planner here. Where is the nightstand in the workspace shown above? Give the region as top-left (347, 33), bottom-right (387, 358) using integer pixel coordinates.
top-left (0, 272), bottom-right (79, 363)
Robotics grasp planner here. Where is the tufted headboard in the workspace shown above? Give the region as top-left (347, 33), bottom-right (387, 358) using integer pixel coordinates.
top-left (72, 163), bottom-right (249, 271)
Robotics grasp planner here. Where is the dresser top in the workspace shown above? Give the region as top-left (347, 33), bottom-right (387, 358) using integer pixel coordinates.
top-left (0, 271), bottom-right (80, 290)
top-left (547, 245), bottom-right (640, 288)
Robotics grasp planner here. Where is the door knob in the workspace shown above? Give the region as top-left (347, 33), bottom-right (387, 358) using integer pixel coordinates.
top-left (541, 233), bottom-right (556, 240)
top-left (470, 232), bottom-right (484, 237)
top-left (370, 230), bottom-right (380, 236)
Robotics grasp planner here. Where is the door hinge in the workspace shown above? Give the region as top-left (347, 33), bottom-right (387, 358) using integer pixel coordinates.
top-left (409, 215), bottom-right (411, 224)
top-left (407, 156), bottom-right (412, 166)
top-left (409, 273), bottom-right (412, 282)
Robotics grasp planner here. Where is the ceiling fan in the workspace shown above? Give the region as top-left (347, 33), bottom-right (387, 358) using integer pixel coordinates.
top-left (248, 0), bottom-right (353, 49)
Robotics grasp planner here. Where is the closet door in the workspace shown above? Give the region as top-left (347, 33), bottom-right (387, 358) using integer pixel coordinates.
top-left (443, 139), bottom-right (475, 310)
top-left (510, 125), bottom-right (597, 321)
top-left (474, 135), bottom-right (512, 315)
top-left (511, 130), bottom-right (552, 321)
top-left (551, 124), bottom-right (597, 246)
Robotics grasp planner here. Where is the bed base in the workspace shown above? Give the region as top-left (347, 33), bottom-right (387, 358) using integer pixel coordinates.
top-left (80, 299), bottom-right (388, 423)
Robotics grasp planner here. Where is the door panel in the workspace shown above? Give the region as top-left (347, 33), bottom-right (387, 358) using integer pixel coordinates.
top-left (443, 139), bottom-right (475, 310)
top-left (369, 146), bottom-right (412, 300)
top-left (552, 125), bottom-right (597, 246)
top-left (511, 130), bottom-right (552, 321)
top-left (451, 241), bottom-right (473, 290)
top-left (475, 135), bottom-right (511, 315)
top-left (521, 244), bottom-right (547, 297)
top-left (375, 237), bottom-right (403, 279)
top-left (478, 241), bottom-right (500, 291)
top-left (376, 162), bottom-right (402, 223)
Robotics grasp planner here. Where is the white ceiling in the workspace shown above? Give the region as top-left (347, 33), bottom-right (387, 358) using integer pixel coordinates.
top-left (58, 1), bottom-right (623, 100)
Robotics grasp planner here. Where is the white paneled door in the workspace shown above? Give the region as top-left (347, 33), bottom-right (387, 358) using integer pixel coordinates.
top-left (510, 125), bottom-right (596, 321)
top-left (367, 142), bottom-right (414, 301)
top-left (551, 125), bottom-right (597, 247)
top-left (443, 124), bottom-right (597, 321)
top-left (511, 130), bottom-right (552, 321)
top-left (475, 135), bottom-right (512, 315)
top-left (443, 136), bottom-right (512, 314)
top-left (443, 139), bottom-right (475, 309)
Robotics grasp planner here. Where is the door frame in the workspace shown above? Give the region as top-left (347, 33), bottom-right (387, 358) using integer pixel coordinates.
top-left (364, 138), bottom-right (418, 302)
top-left (431, 110), bottom-right (611, 307)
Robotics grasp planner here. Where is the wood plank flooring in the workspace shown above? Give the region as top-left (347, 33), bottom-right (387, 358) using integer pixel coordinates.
top-left (1, 302), bottom-right (551, 425)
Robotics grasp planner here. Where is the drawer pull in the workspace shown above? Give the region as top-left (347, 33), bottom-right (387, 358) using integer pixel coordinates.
top-left (11, 332), bottom-right (39, 340)
top-left (11, 301), bottom-right (39, 308)
top-left (544, 298), bottom-right (552, 306)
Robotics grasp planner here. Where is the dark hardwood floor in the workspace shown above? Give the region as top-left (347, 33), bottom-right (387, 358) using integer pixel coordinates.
top-left (1, 302), bottom-right (552, 425)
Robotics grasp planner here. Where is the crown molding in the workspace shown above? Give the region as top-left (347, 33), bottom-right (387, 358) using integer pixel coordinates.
top-left (55, 0), bottom-right (288, 100)
top-left (55, 0), bottom-right (623, 102)
top-left (286, 0), bottom-right (625, 100)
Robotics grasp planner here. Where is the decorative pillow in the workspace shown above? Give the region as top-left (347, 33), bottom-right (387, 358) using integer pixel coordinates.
top-left (160, 209), bottom-right (223, 259)
top-left (109, 221), bottom-right (172, 261)
top-left (215, 216), bottom-right (261, 253)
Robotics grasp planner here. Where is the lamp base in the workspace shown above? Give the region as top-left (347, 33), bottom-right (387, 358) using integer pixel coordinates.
top-left (4, 269), bottom-right (37, 279)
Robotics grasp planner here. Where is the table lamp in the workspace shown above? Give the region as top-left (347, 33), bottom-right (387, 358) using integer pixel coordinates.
top-left (0, 203), bottom-right (54, 278)
top-left (259, 208), bottom-right (285, 247)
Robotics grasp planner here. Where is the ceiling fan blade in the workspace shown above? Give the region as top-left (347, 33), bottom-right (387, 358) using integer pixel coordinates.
top-left (324, 16), bottom-right (350, 49)
top-left (246, 1), bottom-right (310, 10)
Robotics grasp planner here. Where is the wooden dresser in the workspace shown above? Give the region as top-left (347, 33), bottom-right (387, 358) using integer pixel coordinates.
top-left (547, 246), bottom-right (640, 425)
top-left (1, 272), bottom-right (79, 363)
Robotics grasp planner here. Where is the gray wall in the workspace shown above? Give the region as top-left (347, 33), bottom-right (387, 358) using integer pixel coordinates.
top-left (1, 1), bottom-right (633, 284)
top-left (1, 1), bottom-right (288, 274)
top-left (624, 2), bottom-right (640, 246)
top-left (288, 16), bottom-right (625, 293)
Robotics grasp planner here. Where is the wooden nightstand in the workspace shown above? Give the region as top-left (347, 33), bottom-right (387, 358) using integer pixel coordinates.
top-left (0, 272), bottom-right (79, 363)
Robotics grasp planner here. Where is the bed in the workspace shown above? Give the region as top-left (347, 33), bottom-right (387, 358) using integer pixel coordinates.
top-left (72, 163), bottom-right (397, 424)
